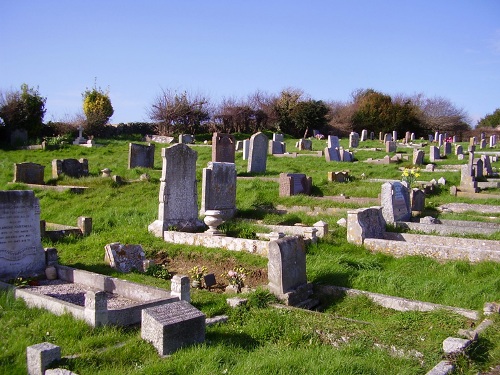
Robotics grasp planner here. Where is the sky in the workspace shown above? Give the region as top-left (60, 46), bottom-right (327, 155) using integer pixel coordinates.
top-left (1, 1), bottom-right (499, 126)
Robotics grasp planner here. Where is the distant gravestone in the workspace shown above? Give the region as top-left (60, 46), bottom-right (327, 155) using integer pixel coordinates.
top-left (379, 132), bottom-right (384, 141)
top-left (475, 159), bottom-right (484, 178)
top-left (443, 142), bottom-right (452, 156)
top-left (392, 131), bottom-right (398, 142)
top-left (104, 242), bottom-right (146, 273)
top-left (242, 139), bottom-right (250, 160)
top-left (327, 171), bottom-right (349, 182)
top-left (178, 134), bottom-right (194, 144)
top-left (361, 129), bottom-right (368, 141)
top-left (405, 131), bottom-right (411, 143)
top-left (247, 132), bottom-right (268, 173)
top-left (13, 162), bottom-right (45, 185)
top-left (349, 132), bottom-right (359, 148)
top-left (469, 137), bottom-right (476, 146)
top-left (52, 158), bottom-right (89, 179)
top-left (0, 190), bottom-right (46, 279)
top-left (490, 135), bottom-right (497, 148)
top-left (279, 173), bottom-right (312, 196)
top-left (480, 139), bottom-right (487, 149)
top-left (383, 133), bottom-right (392, 143)
top-left (324, 146), bottom-right (340, 162)
top-left (339, 147), bottom-right (354, 162)
top-left (327, 135), bottom-right (340, 149)
top-left (235, 140), bottom-right (243, 151)
top-left (385, 141), bottom-right (397, 153)
top-left (481, 155), bottom-right (493, 176)
top-left (381, 182), bottom-right (411, 223)
top-left (297, 138), bottom-right (312, 150)
top-left (438, 134), bottom-right (444, 147)
top-left (429, 146), bottom-right (440, 162)
top-left (211, 133), bottom-right (235, 163)
top-left (148, 144), bottom-right (204, 236)
top-left (141, 300), bottom-right (206, 356)
top-left (370, 131), bottom-right (375, 140)
top-left (455, 144), bottom-right (463, 155)
top-left (410, 189), bottom-right (425, 214)
top-left (128, 143), bottom-right (155, 169)
top-left (269, 140), bottom-right (285, 155)
top-left (273, 133), bottom-right (284, 142)
top-left (412, 149), bottom-right (425, 166)
top-left (200, 162), bottom-right (237, 220)
top-left (268, 236), bottom-right (311, 306)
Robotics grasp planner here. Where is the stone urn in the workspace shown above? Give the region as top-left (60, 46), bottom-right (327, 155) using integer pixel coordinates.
top-left (203, 210), bottom-right (225, 236)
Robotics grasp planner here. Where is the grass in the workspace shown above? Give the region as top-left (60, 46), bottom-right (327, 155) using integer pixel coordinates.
top-left (1, 135), bottom-right (500, 374)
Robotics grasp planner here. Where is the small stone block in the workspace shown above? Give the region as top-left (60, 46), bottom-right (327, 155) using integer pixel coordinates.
top-left (443, 337), bottom-right (471, 355)
top-left (425, 361), bottom-right (455, 375)
top-left (205, 315), bottom-right (229, 326)
top-left (226, 297), bottom-right (248, 308)
top-left (141, 301), bottom-right (205, 356)
top-left (27, 342), bottom-right (61, 375)
top-left (484, 302), bottom-right (500, 315)
top-left (203, 273), bottom-right (217, 288)
top-left (457, 329), bottom-right (478, 341)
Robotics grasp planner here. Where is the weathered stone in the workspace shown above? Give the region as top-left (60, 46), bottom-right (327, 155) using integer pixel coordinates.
top-left (429, 146), bottom-right (440, 162)
top-left (279, 173), bottom-right (312, 196)
top-left (297, 138), bottom-right (312, 150)
top-left (412, 150), bottom-right (425, 165)
top-left (247, 132), bottom-right (268, 173)
top-left (381, 182), bottom-right (411, 223)
top-left (442, 337), bottom-right (471, 355)
top-left (211, 133), bottom-right (235, 163)
top-left (347, 206), bottom-right (386, 245)
top-left (410, 189), bottom-right (425, 213)
top-left (104, 242), bottom-right (146, 273)
top-left (128, 143), bottom-right (155, 169)
top-left (13, 162), bottom-right (45, 185)
top-left (385, 141), bottom-right (397, 153)
top-left (200, 162), bottom-right (237, 220)
top-left (27, 342), bottom-right (61, 375)
top-left (349, 132), bottom-right (359, 148)
top-left (52, 158), bottom-right (88, 178)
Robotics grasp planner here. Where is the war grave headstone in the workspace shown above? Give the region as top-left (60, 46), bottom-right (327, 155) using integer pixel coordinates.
top-left (128, 143), bottom-right (155, 169)
top-left (385, 141), bottom-right (397, 153)
top-left (200, 162), bottom-right (237, 220)
top-left (212, 133), bottom-right (235, 163)
top-left (178, 134), bottom-right (194, 144)
top-left (349, 132), bottom-right (359, 148)
top-left (0, 190), bottom-right (46, 279)
top-left (148, 144), bottom-right (204, 236)
top-left (141, 300), bottom-right (206, 356)
top-left (279, 173), bottom-right (312, 197)
top-left (13, 162), bottom-right (45, 185)
top-left (413, 149), bottom-right (425, 165)
top-left (52, 158), bottom-right (89, 179)
top-left (268, 236), bottom-right (312, 307)
top-left (247, 132), bottom-right (268, 173)
top-left (104, 242), bottom-right (146, 273)
top-left (429, 146), bottom-right (440, 162)
top-left (296, 138), bottom-right (312, 151)
top-left (381, 181), bottom-right (411, 223)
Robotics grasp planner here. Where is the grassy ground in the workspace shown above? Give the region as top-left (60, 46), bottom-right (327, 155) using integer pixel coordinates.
top-left (0, 135), bottom-right (499, 374)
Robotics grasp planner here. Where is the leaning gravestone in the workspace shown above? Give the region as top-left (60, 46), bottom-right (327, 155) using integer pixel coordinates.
top-left (381, 181), bottom-right (411, 223)
top-left (412, 149), bottom-right (425, 166)
top-left (52, 158), bottom-right (89, 179)
top-left (128, 143), bottom-right (155, 169)
top-left (279, 173), bottom-right (312, 196)
top-left (148, 144), bottom-right (204, 236)
top-left (141, 300), bottom-right (205, 356)
top-left (212, 133), bottom-right (235, 163)
top-left (104, 242), bottom-right (146, 273)
top-left (13, 162), bottom-right (45, 185)
top-left (200, 162), bottom-right (237, 220)
top-left (268, 236), bottom-right (312, 307)
top-left (0, 190), bottom-right (46, 279)
top-left (247, 132), bottom-right (268, 173)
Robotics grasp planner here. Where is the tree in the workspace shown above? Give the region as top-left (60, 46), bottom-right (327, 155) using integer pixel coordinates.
top-left (290, 100), bottom-right (330, 137)
top-left (0, 83), bottom-right (46, 139)
top-left (477, 108), bottom-right (500, 128)
top-left (82, 85), bottom-right (114, 134)
top-left (411, 94), bottom-right (470, 133)
top-left (148, 89), bottom-right (210, 135)
top-left (272, 88), bottom-right (304, 135)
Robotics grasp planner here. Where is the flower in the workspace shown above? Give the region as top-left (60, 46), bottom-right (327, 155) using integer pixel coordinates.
top-left (188, 265), bottom-right (207, 282)
top-left (401, 167), bottom-right (420, 187)
top-left (221, 266), bottom-right (248, 288)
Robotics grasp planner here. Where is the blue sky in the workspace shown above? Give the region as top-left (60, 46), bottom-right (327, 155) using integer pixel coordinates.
top-left (1, 1), bottom-right (499, 126)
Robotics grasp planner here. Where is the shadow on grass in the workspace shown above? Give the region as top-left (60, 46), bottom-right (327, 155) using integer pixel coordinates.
top-left (206, 330), bottom-right (260, 351)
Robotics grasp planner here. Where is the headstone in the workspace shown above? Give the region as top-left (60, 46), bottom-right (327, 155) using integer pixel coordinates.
top-left (26, 342), bottom-right (61, 375)
top-left (438, 134), bottom-right (444, 147)
top-left (52, 158), bottom-right (89, 179)
top-left (370, 131), bottom-right (375, 140)
top-left (273, 133), bottom-right (284, 142)
top-left (428, 134), bottom-right (434, 142)
top-left (13, 162), bottom-right (45, 185)
top-left (279, 173), bottom-right (312, 196)
top-left (200, 162), bottom-right (237, 220)
top-left (429, 146), bottom-right (440, 162)
top-left (247, 132), bottom-right (268, 173)
top-left (339, 147), bottom-right (353, 162)
top-left (77, 216), bottom-right (92, 236)
top-left (469, 137), bottom-right (476, 146)
top-left (381, 182), bottom-right (411, 223)
top-left (392, 131), bottom-right (398, 142)
top-left (405, 131), bottom-right (411, 143)
top-left (480, 139), bottom-right (487, 149)
top-left (385, 141), bottom-right (397, 153)
top-left (481, 155), bottom-right (493, 176)
top-left (349, 132), bottom-right (359, 148)
top-left (148, 135), bottom-right (174, 144)
top-left (383, 133), bottom-right (392, 143)
top-left (269, 140), bottom-right (285, 155)
top-left (148, 144), bottom-right (204, 236)
top-left (170, 274), bottom-right (190, 302)
top-left (379, 132), bottom-right (384, 141)
top-left (211, 133), bottom-right (235, 163)
top-left (489, 135), bottom-right (496, 148)
top-left (324, 146), bottom-right (340, 162)
top-left (297, 138), bottom-right (312, 150)
top-left (460, 164), bottom-right (478, 193)
top-left (475, 159), bottom-right (484, 178)
top-left (327, 171), bottom-right (349, 182)
top-left (435, 131), bottom-right (440, 143)
top-left (0, 190), bottom-right (45, 279)
top-left (455, 145), bottom-right (463, 155)
top-left (410, 133), bottom-right (415, 141)
top-left (346, 206), bottom-right (385, 245)
top-left (437, 177), bottom-right (446, 185)
top-left (235, 140), bottom-right (243, 151)
top-left (327, 135), bottom-right (340, 149)
top-left (425, 163), bottom-right (435, 171)
top-left (128, 143), bottom-right (155, 169)
top-left (178, 134), bottom-right (194, 144)
top-left (458, 154), bottom-right (464, 160)
top-left (73, 124), bottom-right (86, 145)
top-left (410, 189), bottom-right (425, 214)
top-left (443, 142), bottom-right (452, 156)
top-left (361, 129), bottom-right (368, 141)
top-left (104, 242), bottom-right (146, 273)
top-left (412, 149), bottom-right (425, 165)
top-left (468, 144), bottom-right (476, 153)
top-left (141, 300), bottom-right (205, 356)
top-left (268, 236), bottom-right (312, 306)
top-left (242, 139), bottom-right (250, 160)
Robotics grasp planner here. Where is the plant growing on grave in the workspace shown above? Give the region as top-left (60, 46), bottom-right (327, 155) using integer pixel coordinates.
top-left (10, 277), bottom-right (29, 288)
top-left (221, 266), bottom-right (248, 290)
top-left (145, 263), bottom-right (170, 280)
top-left (401, 167), bottom-right (420, 187)
top-left (188, 265), bottom-right (207, 283)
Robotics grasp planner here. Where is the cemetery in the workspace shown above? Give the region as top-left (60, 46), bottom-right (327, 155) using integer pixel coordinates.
top-left (0, 131), bottom-right (500, 374)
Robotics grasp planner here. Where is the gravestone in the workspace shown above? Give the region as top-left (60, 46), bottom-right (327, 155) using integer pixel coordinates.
top-left (469, 137), bottom-right (476, 146)
top-left (13, 162), bottom-right (45, 185)
top-left (429, 146), bottom-right (440, 162)
top-left (279, 173), bottom-right (312, 196)
top-left (327, 135), bottom-right (340, 149)
top-left (211, 133), bottom-right (235, 163)
top-left (459, 164), bottom-right (479, 193)
top-left (178, 134), bottom-right (194, 144)
top-left (428, 134), bottom-right (434, 142)
top-left (412, 149), bottom-right (425, 165)
top-left (268, 236), bottom-right (312, 306)
top-left (370, 131), bottom-right (375, 140)
top-left (410, 189), bottom-right (425, 214)
top-left (235, 140), bottom-right (243, 151)
top-left (273, 133), bottom-right (284, 142)
top-left (141, 300), bottom-right (206, 356)
top-left (200, 162), bottom-right (237, 220)
top-left (104, 242), bottom-right (146, 273)
top-left (381, 182), bottom-right (411, 223)
top-left (383, 133), bottom-right (392, 143)
top-left (468, 144), bottom-right (476, 153)
top-left (148, 144), bottom-right (204, 236)
top-left (438, 134), bottom-right (444, 147)
top-left (349, 132), bottom-right (359, 148)
top-left (26, 342), bottom-right (61, 375)
top-left (339, 147), bottom-right (354, 162)
top-left (242, 139), bottom-right (250, 160)
top-left (346, 206), bottom-right (385, 245)
top-left (481, 155), bottom-right (493, 176)
top-left (324, 146), bottom-right (340, 162)
top-left (297, 138), bottom-right (312, 150)
top-left (480, 139), bottom-right (487, 149)
top-left (128, 143), bottom-right (155, 169)
top-left (0, 190), bottom-right (46, 279)
top-left (385, 141), bottom-right (397, 153)
top-left (405, 131), bottom-right (411, 143)
top-left (247, 132), bottom-right (268, 173)
top-left (443, 142), bottom-right (452, 156)
top-left (475, 159), bottom-right (484, 178)
top-left (52, 158), bottom-right (89, 179)
top-left (379, 132), bottom-right (384, 141)
top-left (411, 133), bottom-right (415, 141)
top-left (490, 135), bottom-right (497, 148)
top-left (455, 145), bottom-right (463, 155)
top-left (361, 129), bottom-right (368, 141)
top-left (269, 140), bottom-right (285, 155)
top-left (327, 171), bottom-right (349, 182)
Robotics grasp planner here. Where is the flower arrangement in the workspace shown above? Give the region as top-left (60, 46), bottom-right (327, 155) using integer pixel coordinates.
top-left (188, 265), bottom-right (207, 283)
top-left (221, 266), bottom-right (248, 290)
top-left (401, 167), bottom-right (420, 187)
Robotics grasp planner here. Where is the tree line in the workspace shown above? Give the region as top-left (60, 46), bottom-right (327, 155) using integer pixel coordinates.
top-left (1, 83), bottom-right (498, 143)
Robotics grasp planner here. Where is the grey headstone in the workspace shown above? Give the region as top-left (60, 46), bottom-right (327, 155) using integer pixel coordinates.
top-left (212, 133), bottom-right (235, 163)
top-left (412, 149), bottom-right (425, 165)
top-left (0, 190), bottom-right (46, 279)
top-left (346, 207), bottom-right (386, 245)
top-left (178, 134), bottom-right (194, 144)
top-left (381, 182), bottom-right (411, 223)
top-left (104, 242), bottom-right (146, 273)
top-left (481, 155), bottom-right (493, 176)
top-left (268, 237), bottom-right (307, 296)
top-left (141, 300), bottom-right (205, 356)
top-left (242, 139), bottom-right (250, 160)
top-left (200, 162), bottom-right (237, 220)
top-left (297, 138), bottom-right (312, 150)
top-left (52, 158), bottom-right (89, 179)
top-left (455, 144), bottom-right (463, 155)
top-left (443, 142), bottom-right (452, 156)
top-left (361, 129), bottom-right (368, 141)
top-left (324, 147), bottom-right (340, 162)
top-left (247, 132), bottom-right (268, 173)
top-left (349, 132), bottom-right (359, 148)
top-left (13, 162), bottom-right (45, 185)
top-left (410, 189), bottom-right (425, 213)
top-left (128, 143), bottom-right (155, 169)
top-left (273, 133), bottom-right (284, 142)
top-left (279, 173), bottom-right (312, 196)
top-left (429, 146), bottom-right (440, 162)
top-left (269, 140), bottom-right (285, 155)
top-left (385, 141), bottom-right (397, 153)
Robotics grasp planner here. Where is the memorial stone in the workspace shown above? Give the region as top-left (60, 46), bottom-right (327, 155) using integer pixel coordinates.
top-left (178, 134), bottom-right (194, 144)
top-left (104, 242), bottom-right (146, 273)
top-left (273, 133), bottom-right (284, 142)
top-left (211, 133), bottom-right (235, 163)
top-left (247, 132), bottom-right (268, 173)
top-left (429, 146), bottom-right (440, 162)
top-left (327, 135), bottom-right (339, 149)
top-left (381, 182), bottom-right (411, 223)
top-left (481, 155), bottom-right (493, 176)
top-left (52, 158), bottom-right (89, 178)
top-left (269, 140), bottom-right (285, 155)
top-left (410, 189), bottom-right (425, 214)
top-left (385, 141), bottom-right (397, 153)
top-left (346, 207), bottom-right (386, 245)
top-left (412, 149), bottom-right (425, 165)
top-left (235, 140), bottom-right (243, 151)
top-left (405, 131), bottom-right (411, 143)
top-left (370, 131), bottom-right (375, 140)
top-left (361, 129), bottom-right (368, 141)
top-left (297, 138), bottom-right (312, 150)
top-left (379, 132), bottom-right (384, 141)
top-left (475, 159), bottom-right (484, 178)
top-left (0, 190), bottom-right (46, 279)
top-left (13, 162), bottom-right (45, 185)
top-left (324, 146), bottom-right (340, 162)
top-left (383, 133), bottom-right (392, 143)
top-left (200, 162), bottom-right (237, 220)
top-left (392, 131), bottom-right (398, 141)
top-left (349, 132), bottom-right (359, 148)
top-left (242, 139), bottom-right (250, 160)
top-left (455, 145), bottom-right (463, 155)
top-left (443, 141), bottom-right (452, 156)
top-left (279, 173), bottom-right (312, 196)
top-left (128, 143), bottom-right (155, 169)
top-left (438, 134), bottom-right (444, 147)
top-left (428, 134), bottom-right (434, 142)
top-left (480, 139), bottom-right (487, 149)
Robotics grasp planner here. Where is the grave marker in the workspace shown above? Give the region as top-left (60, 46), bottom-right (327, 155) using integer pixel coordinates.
top-left (279, 173), bottom-right (312, 196)
top-left (211, 133), bottom-right (235, 163)
top-left (13, 162), bottom-right (45, 185)
top-left (128, 143), bottom-right (155, 169)
top-left (52, 158), bottom-right (89, 179)
top-left (200, 162), bottom-right (237, 220)
top-left (247, 132), bottom-right (268, 173)
top-left (381, 182), bottom-right (411, 223)
top-left (104, 242), bottom-right (146, 273)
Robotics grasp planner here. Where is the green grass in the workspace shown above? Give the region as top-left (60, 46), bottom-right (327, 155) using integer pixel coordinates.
top-left (1, 136), bottom-right (500, 374)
